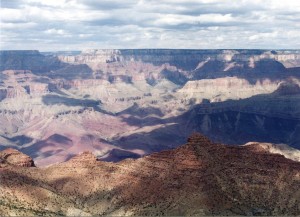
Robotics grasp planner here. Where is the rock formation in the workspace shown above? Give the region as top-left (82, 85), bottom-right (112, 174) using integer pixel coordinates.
top-left (65, 151), bottom-right (97, 166)
top-left (0, 134), bottom-right (300, 216)
top-left (177, 76), bottom-right (279, 102)
top-left (0, 148), bottom-right (35, 167)
top-left (244, 142), bottom-right (300, 162)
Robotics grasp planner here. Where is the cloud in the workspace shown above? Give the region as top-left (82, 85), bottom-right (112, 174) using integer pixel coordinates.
top-left (151, 13), bottom-right (235, 27)
top-left (77, 0), bottom-right (138, 10)
top-left (1, 22), bottom-right (37, 30)
top-left (0, 0), bottom-right (300, 50)
top-left (0, 8), bottom-right (26, 22)
top-left (44, 29), bottom-right (68, 35)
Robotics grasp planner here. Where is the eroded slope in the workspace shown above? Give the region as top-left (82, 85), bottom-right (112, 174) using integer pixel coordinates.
top-left (1, 134), bottom-right (300, 216)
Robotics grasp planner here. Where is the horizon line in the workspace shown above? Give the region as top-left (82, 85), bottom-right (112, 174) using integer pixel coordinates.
top-left (1, 48), bottom-right (300, 52)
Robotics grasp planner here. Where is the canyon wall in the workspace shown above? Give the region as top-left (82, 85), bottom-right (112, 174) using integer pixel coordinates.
top-left (0, 49), bottom-right (300, 166)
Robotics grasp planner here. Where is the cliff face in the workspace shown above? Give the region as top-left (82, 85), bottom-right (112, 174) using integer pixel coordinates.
top-left (173, 83), bottom-right (300, 148)
top-left (0, 134), bottom-right (300, 216)
top-left (2, 49), bottom-right (299, 86)
top-left (59, 49), bottom-right (300, 64)
top-left (178, 76), bottom-right (279, 102)
top-left (0, 50), bottom-right (66, 73)
top-left (2, 49), bottom-right (299, 77)
top-left (0, 70), bottom-right (49, 99)
top-left (55, 49), bottom-right (300, 88)
top-left (58, 49), bottom-right (300, 71)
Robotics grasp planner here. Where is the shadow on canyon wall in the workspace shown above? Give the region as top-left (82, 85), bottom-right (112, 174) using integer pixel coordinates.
top-left (2, 50), bottom-right (300, 85)
top-left (0, 50), bottom-right (94, 80)
top-left (42, 94), bottom-right (101, 107)
top-left (2, 50), bottom-right (300, 162)
top-left (3, 135), bottom-right (34, 146)
top-left (2, 87), bottom-right (300, 164)
top-left (41, 94), bottom-right (114, 115)
top-left (115, 88), bottom-right (300, 153)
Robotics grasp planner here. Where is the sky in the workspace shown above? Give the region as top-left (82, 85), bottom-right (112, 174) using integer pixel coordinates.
top-left (0, 0), bottom-right (300, 51)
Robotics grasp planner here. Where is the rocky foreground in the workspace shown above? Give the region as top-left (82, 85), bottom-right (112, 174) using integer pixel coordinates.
top-left (0, 133), bottom-right (300, 216)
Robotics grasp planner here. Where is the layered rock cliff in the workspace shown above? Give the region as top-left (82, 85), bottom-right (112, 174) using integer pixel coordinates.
top-left (59, 49), bottom-right (300, 67)
top-left (177, 76), bottom-right (280, 102)
top-left (0, 50), bottom-right (65, 73)
top-left (58, 49), bottom-right (300, 74)
top-left (1, 49), bottom-right (300, 167)
top-left (0, 70), bottom-right (49, 99)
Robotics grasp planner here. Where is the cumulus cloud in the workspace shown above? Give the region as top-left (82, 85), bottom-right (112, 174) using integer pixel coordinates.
top-left (0, 0), bottom-right (299, 50)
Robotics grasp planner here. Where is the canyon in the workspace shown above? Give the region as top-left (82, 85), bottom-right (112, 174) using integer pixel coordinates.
top-left (0, 49), bottom-right (300, 166)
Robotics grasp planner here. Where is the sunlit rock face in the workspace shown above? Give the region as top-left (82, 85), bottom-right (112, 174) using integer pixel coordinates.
top-left (0, 134), bottom-right (300, 216)
top-left (0, 49), bottom-right (300, 166)
top-left (58, 49), bottom-right (300, 68)
top-left (0, 148), bottom-right (35, 167)
top-left (177, 76), bottom-right (279, 102)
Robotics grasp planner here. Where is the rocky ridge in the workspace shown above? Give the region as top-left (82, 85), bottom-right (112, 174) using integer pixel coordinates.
top-left (244, 142), bottom-right (300, 162)
top-left (0, 133), bottom-right (300, 216)
top-left (59, 49), bottom-right (300, 68)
